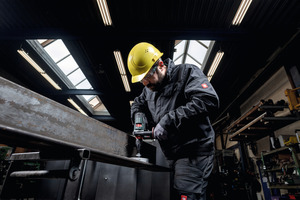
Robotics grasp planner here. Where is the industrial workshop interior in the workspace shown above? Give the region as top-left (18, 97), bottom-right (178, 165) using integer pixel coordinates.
top-left (1, 0), bottom-right (300, 200)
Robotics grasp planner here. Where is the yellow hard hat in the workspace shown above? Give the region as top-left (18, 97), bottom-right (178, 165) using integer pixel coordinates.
top-left (127, 42), bottom-right (163, 83)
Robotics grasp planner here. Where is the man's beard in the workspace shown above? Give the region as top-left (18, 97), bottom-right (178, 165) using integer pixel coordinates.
top-left (146, 83), bottom-right (160, 91)
top-left (146, 69), bottom-right (164, 91)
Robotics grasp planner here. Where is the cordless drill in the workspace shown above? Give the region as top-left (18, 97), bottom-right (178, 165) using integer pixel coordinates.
top-left (133, 112), bottom-right (153, 157)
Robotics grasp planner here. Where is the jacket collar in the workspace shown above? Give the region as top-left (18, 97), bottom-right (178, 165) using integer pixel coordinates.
top-left (164, 58), bottom-right (176, 81)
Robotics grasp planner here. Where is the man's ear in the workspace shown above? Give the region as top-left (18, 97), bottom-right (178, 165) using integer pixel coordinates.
top-left (158, 61), bottom-right (165, 71)
top-left (158, 61), bottom-right (164, 67)
top-left (158, 63), bottom-right (167, 74)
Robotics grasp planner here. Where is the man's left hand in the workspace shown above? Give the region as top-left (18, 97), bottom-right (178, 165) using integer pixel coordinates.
top-left (153, 124), bottom-right (168, 140)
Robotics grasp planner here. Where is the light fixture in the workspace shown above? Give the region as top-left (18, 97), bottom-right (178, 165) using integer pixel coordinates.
top-left (114, 51), bottom-right (131, 92)
top-left (232, 0), bottom-right (253, 26)
top-left (67, 98), bottom-right (88, 116)
top-left (207, 51), bottom-right (224, 81)
top-left (96, 0), bottom-right (112, 26)
top-left (17, 49), bottom-right (62, 90)
top-left (129, 101), bottom-right (134, 106)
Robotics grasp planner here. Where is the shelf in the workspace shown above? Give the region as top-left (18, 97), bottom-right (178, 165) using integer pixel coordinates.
top-left (261, 145), bottom-right (300, 195)
top-left (269, 185), bottom-right (300, 189)
top-left (225, 100), bottom-right (299, 141)
top-left (265, 165), bottom-right (295, 172)
top-left (262, 146), bottom-right (290, 156)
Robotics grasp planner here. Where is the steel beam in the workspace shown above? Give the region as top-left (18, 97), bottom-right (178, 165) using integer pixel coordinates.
top-left (0, 77), bottom-right (169, 171)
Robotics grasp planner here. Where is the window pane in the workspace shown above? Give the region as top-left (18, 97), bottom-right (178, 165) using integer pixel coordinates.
top-left (174, 55), bottom-right (183, 65)
top-left (188, 40), bottom-right (207, 64)
top-left (89, 96), bottom-right (101, 107)
top-left (199, 40), bottom-right (211, 47)
top-left (82, 95), bottom-right (94, 101)
top-left (57, 55), bottom-right (79, 75)
top-left (44, 39), bottom-right (70, 62)
top-left (33, 39), bottom-right (110, 115)
top-left (76, 79), bottom-right (92, 89)
top-left (185, 55), bottom-right (202, 69)
top-left (67, 68), bottom-right (86, 86)
top-left (37, 39), bottom-right (47, 44)
top-left (173, 41), bottom-right (186, 62)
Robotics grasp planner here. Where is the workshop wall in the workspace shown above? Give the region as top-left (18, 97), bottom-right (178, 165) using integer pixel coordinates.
top-left (215, 67), bottom-right (291, 151)
top-left (215, 134), bottom-right (238, 150)
top-left (240, 66), bottom-right (291, 114)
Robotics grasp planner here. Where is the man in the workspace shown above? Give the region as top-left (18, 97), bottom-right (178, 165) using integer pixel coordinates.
top-left (127, 42), bottom-right (219, 200)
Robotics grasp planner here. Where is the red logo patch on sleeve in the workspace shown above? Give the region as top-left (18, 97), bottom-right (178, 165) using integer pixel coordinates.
top-left (201, 83), bottom-right (208, 88)
top-left (181, 195), bottom-right (187, 200)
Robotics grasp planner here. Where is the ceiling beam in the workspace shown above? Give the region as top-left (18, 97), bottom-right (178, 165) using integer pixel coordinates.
top-left (0, 27), bottom-right (296, 41)
top-left (48, 89), bottom-right (104, 96)
top-left (47, 89), bottom-right (130, 98)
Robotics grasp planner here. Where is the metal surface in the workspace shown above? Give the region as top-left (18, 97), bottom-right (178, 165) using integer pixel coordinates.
top-left (0, 76), bottom-right (169, 171)
top-left (9, 152), bottom-right (41, 160)
top-left (10, 170), bottom-right (69, 179)
top-left (0, 76), bottom-right (127, 155)
top-left (1, 160), bottom-right (69, 199)
top-left (80, 161), bottom-right (170, 200)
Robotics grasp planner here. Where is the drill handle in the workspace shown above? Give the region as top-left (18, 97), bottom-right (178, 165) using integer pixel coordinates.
top-left (133, 130), bottom-right (153, 139)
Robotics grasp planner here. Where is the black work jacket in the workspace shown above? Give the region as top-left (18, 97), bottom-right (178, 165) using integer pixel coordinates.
top-left (131, 59), bottom-right (219, 159)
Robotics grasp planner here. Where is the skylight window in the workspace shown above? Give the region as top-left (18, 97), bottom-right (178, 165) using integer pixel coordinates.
top-left (33, 39), bottom-right (110, 115)
top-left (57, 55), bottom-right (79, 75)
top-left (173, 40), bottom-right (212, 70)
top-left (44, 40), bottom-right (70, 63)
top-left (37, 39), bottom-right (47, 44)
top-left (41, 40), bottom-right (92, 89)
top-left (185, 55), bottom-right (201, 67)
top-left (173, 40), bottom-right (187, 65)
top-left (76, 79), bottom-right (92, 89)
top-left (67, 69), bottom-right (86, 86)
top-left (188, 40), bottom-right (207, 65)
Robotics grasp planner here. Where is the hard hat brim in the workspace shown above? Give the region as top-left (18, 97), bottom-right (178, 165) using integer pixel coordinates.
top-left (131, 70), bottom-right (149, 83)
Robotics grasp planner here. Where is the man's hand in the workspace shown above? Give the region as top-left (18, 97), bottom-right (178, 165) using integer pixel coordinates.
top-left (153, 124), bottom-right (168, 140)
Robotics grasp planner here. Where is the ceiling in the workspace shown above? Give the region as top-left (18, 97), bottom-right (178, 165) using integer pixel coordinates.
top-left (0, 0), bottom-right (300, 134)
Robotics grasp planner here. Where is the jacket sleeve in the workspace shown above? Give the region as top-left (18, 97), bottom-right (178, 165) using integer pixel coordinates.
top-left (130, 88), bottom-right (148, 124)
top-left (159, 65), bottom-right (219, 132)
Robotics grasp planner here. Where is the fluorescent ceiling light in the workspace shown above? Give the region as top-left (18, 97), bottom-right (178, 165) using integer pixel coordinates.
top-left (207, 51), bottom-right (224, 81)
top-left (67, 98), bottom-right (87, 116)
top-left (232, 0), bottom-right (252, 26)
top-left (129, 101), bottom-right (134, 106)
top-left (96, 0), bottom-right (112, 26)
top-left (114, 51), bottom-right (131, 92)
top-left (17, 49), bottom-right (62, 90)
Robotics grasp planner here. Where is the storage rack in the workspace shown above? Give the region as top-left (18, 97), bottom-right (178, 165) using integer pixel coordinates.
top-left (261, 145), bottom-right (300, 194)
top-left (226, 100), bottom-right (300, 141)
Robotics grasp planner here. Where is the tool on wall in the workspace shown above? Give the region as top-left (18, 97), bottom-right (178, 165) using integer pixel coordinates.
top-left (285, 87), bottom-right (300, 111)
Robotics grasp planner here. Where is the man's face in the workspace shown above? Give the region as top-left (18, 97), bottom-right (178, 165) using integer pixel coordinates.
top-left (140, 65), bottom-right (166, 91)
